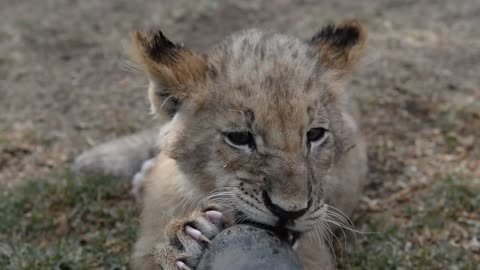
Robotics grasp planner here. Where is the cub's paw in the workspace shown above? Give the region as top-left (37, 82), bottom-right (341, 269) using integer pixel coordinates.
top-left (153, 207), bottom-right (226, 270)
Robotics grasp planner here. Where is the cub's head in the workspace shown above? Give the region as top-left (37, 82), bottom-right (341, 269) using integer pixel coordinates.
top-left (131, 20), bottom-right (366, 236)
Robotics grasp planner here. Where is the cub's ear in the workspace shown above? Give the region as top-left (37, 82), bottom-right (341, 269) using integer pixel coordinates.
top-left (130, 30), bottom-right (209, 118)
top-left (311, 19), bottom-right (367, 73)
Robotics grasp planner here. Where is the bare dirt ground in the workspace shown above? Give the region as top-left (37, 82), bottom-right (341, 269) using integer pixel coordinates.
top-left (1, 0), bottom-right (479, 267)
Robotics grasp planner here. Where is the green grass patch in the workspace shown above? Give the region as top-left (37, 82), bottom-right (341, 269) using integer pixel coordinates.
top-left (1, 172), bottom-right (478, 269)
top-left (0, 173), bottom-right (138, 270)
top-left (340, 175), bottom-right (480, 269)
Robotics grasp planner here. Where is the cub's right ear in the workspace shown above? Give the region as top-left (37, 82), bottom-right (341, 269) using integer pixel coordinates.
top-left (130, 30), bottom-right (209, 118)
top-left (310, 20), bottom-right (367, 76)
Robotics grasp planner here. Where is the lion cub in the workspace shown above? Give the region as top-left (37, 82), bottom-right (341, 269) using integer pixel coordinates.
top-left (130, 20), bottom-right (368, 270)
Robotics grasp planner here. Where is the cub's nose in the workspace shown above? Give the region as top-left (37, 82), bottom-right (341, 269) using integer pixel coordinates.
top-left (262, 190), bottom-right (310, 220)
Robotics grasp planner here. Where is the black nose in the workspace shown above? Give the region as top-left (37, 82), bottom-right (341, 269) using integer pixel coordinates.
top-left (262, 190), bottom-right (309, 220)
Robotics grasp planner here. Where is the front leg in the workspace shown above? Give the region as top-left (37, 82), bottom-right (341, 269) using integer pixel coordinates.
top-left (153, 207), bottom-right (227, 270)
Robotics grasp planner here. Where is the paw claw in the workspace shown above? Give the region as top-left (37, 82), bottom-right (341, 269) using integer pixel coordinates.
top-left (156, 209), bottom-right (226, 269)
top-left (185, 226), bottom-right (211, 243)
top-left (185, 226), bottom-right (202, 240)
top-left (199, 234), bottom-right (212, 243)
top-left (176, 261), bottom-right (192, 270)
top-left (205, 210), bottom-right (224, 223)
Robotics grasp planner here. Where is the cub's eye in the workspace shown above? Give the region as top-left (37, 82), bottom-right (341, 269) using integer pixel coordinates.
top-left (224, 131), bottom-right (256, 150)
top-left (306, 127), bottom-right (328, 146)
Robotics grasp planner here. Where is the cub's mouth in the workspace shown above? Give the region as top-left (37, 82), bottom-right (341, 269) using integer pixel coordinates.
top-left (235, 211), bottom-right (302, 246)
top-left (273, 227), bottom-right (302, 247)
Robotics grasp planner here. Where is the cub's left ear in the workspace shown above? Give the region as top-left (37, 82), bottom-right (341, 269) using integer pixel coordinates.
top-left (310, 19), bottom-right (367, 73)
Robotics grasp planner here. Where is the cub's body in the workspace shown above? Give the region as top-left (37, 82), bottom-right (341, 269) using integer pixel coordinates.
top-left (127, 23), bottom-right (368, 270)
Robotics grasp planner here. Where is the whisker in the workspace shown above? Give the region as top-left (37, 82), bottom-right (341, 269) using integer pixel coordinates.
top-left (318, 222), bottom-right (337, 263)
top-left (325, 205), bottom-right (354, 226)
top-left (326, 222), bottom-right (342, 262)
top-left (325, 211), bottom-right (352, 230)
top-left (324, 218), bottom-right (372, 235)
top-left (206, 194), bottom-right (235, 201)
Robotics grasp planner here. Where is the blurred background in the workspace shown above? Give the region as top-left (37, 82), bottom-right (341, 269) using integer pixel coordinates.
top-left (0, 0), bottom-right (479, 269)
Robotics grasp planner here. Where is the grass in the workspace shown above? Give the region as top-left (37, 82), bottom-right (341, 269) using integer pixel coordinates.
top-left (340, 175), bottom-right (480, 269)
top-left (0, 173), bottom-right (138, 270)
top-left (0, 173), bottom-right (478, 269)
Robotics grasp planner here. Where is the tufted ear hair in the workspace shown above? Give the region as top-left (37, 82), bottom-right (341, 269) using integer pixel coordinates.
top-left (310, 20), bottom-right (367, 74)
top-left (130, 30), bottom-right (209, 118)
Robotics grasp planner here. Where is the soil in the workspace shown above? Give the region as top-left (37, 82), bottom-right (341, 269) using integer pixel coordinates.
top-left (1, 0), bottom-right (479, 199)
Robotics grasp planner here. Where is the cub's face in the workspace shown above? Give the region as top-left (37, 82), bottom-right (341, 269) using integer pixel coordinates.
top-left (131, 21), bottom-right (366, 235)
top-left (187, 79), bottom-right (338, 234)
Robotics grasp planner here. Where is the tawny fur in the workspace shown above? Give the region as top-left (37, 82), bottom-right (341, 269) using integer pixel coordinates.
top-left (131, 20), bottom-right (368, 270)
